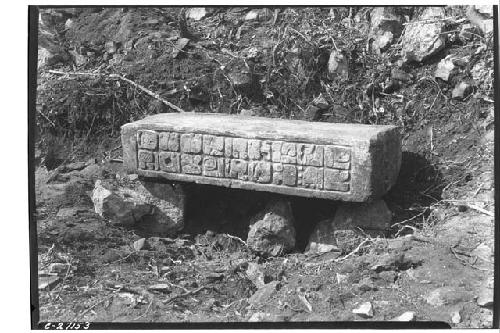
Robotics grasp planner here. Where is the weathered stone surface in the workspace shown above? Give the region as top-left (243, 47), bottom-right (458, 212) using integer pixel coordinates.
top-left (476, 286), bottom-right (493, 308)
top-left (435, 57), bottom-right (456, 81)
top-left (452, 82), bottom-right (473, 100)
top-left (327, 50), bottom-right (349, 80)
top-left (402, 7), bottom-right (446, 63)
top-left (247, 200), bottom-right (296, 256)
top-left (306, 199), bottom-right (391, 254)
top-left (122, 113), bottom-right (401, 202)
top-left (91, 179), bottom-right (185, 233)
top-left (369, 7), bottom-right (403, 53)
top-left (92, 180), bottom-right (152, 226)
top-left (352, 302), bottom-right (373, 318)
top-left (392, 311), bottom-right (416, 321)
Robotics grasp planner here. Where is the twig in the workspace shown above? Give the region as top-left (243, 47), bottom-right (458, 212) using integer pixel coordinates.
top-left (288, 27), bottom-right (316, 46)
top-left (47, 69), bottom-right (186, 113)
top-left (222, 233), bottom-right (248, 247)
top-left (37, 109), bottom-right (56, 128)
top-left (109, 74), bottom-right (186, 113)
top-left (104, 251), bottom-right (136, 266)
top-left (391, 210), bottom-right (427, 227)
top-left (443, 200), bottom-right (494, 217)
top-left (304, 238), bottom-right (372, 267)
top-left (75, 290), bottom-right (119, 320)
top-left (133, 299), bottom-right (153, 321)
top-left (465, 204), bottom-right (494, 217)
top-left (163, 286), bottom-right (212, 304)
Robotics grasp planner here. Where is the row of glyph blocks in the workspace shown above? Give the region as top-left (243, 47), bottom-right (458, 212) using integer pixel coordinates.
top-left (122, 113), bottom-right (401, 201)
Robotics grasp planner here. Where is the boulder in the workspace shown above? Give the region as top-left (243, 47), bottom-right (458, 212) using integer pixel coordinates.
top-left (248, 312), bottom-right (288, 322)
top-left (451, 82), bottom-right (473, 100)
top-left (434, 57), bottom-right (456, 81)
top-left (476, 286), bottom-right (493, 308)
top-left (306, 199), bottom-right (391, 254)
top-left (327, 50), bottom-right (349, 80)
top-left (186, 7), bottom-right (207, 21)
top-left (92, 179), bottom-right (152, 226)
top-left (248, 281), bottom-right (280, 305)
top-left (91, 179), bottom-right (185, 233)
top-left (392, 311), bottom-right (415, 321)
top-left (352, 302), bottom-right (373, 318)
top-left (369, 7), bottom-right (404, 53)
top-left (401, 7), bottom-right (447, 63)
top-left (247, 200), bottom-right (296, 256)
top-left (459, 23), bottom-right (481, 42)
top-left (425, 287), bottom-right (473, 307)
top-left (467, 6), bottom-right (493, 35)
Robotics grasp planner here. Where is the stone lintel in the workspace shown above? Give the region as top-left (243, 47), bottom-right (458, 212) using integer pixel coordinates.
top-left (121, 113), bottom-right (401, 202)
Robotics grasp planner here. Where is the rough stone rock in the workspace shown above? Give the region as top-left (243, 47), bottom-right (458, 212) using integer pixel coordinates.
top-left (392, 311), bottom-right (416, 321)
top-left (39, 275), bottom-right (60, 291)
top-left (248, 312), bottom-right (288, 322)
top-left (68, 50), bottom-right (87, 67)
top-left (91, 179), bottom-right (185, 233)
top-left (248, 281), bottom-right (280, 305)
top-left (434, 57), bottom-right (456, 81)
top-left (172, 38), bottom-right (190, 59)
top-left (401, 7), bottom-right (446, 63)
top-left (425, 287), bottom-right (473, 307)
top-left (459, 23), bottom-right (481, 42)
top-left (391, 68), bottom-right (412, 83)
top-left (452, 82), bottom-right (473, 100)
top-left (475, 5), bottom-right (493, 18)
top-left (352, 302), bottom-right (373, 318)
top-left (244, 8), bottom-right (273, 22)
top-left (105, 41), bottom-right (118, 54)
top-left (471, 242), bottom-right (493, 263)
top-left (246, 262), bottom-right (266, 288)
top-left (312, 94), bottom-right (329, 110)
top-left (369, 7), bottom-right (403, 53)
top-left (451, 311), bottom-right (461, 324)
top-left (92, 180), bottom-right (152, 226)
top-left (356, 277), bottom-right (377, 292)
top-left (476, 286), bottom-right (493, 308)
top-left (121, 113), bottom-right (402, 202)
top-left (370, 252), bottom-right (420, 272)
top-left (186, 7), bottom-right (207, 21)
top-left (467, 6), bottom-right (494, 35)
top-left (56, 207), bottom-right (85, 218)
top-left (307, 199), bottom-right (391, 254)
top-left (247, 200), bottom-right (295, 256)
top-left (327, 50), bottom-right (349, 80)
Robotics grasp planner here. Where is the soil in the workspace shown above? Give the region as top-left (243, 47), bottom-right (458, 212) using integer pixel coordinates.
top-left (34, 6), bottom-right (495, 327)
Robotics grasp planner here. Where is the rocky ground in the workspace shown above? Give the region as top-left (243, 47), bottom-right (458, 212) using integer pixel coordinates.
top-left (34, 6), bottom-right (495, 327)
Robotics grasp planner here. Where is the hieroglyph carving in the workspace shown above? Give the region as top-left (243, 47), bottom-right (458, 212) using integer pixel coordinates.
top-left (137, 130), bottom-right (352, 192)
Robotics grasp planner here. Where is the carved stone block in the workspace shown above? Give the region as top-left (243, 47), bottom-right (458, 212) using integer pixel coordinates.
top-left (324, 169), bottom-right (350, 192)
top-left (138, 150), bottom-right (156, 170)
top-left (122, 113), bottom-right (402, 201)
top-left (297, 144), bottom-right (323, 167)
top-left (159, 132), bottom-right (180, 152)
top-left (203, 135), bottom-right (224, 156)
top-left (249, 161), bottom-right (271, 183)
top-left (302, 166), bottom-right (323, 189)
top-left (180, 133), bottom-right (203, 154)
top-left (325, 145), bottom-right (351, 169)
top-left (225, 159), bottom-right (248, 180)
top-left (159, 152), bottom-right (180, 173)
top-left (281, 142), bottom-right (297, 164)
top-left (282, 164), bottom-right (297, 186)
top-left (202, 156), bottom-right (224, 177)
top-left (180, 154), bottom-right (202, 174)
top-left (138, 130), bottom-right (158, 150)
